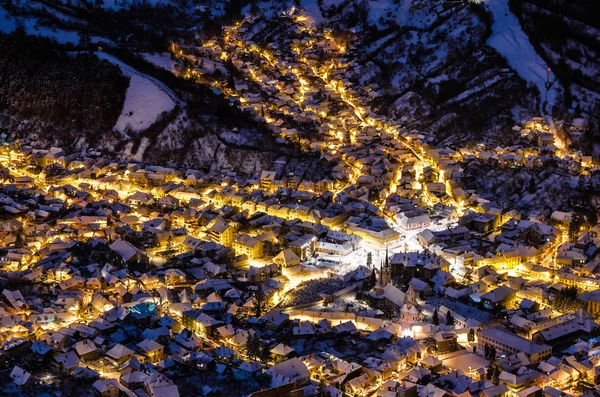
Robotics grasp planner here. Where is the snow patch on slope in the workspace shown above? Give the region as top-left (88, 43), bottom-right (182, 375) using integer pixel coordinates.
top-left (397, 0), bottom-right (413, 27)
top-left (141, 52), bottom-right (179, 73)
top-left (95, 52), bottom-right (178, 135)
top-left (485, 0), bottom-right (560, 113)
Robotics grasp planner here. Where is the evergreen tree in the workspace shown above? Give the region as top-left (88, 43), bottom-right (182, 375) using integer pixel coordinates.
top-left (468, 328), bottom-right (475, 342)
top-left (446, 311), bottom-right (455, 326)
top-left (569, 213), bottom-right (584, 242)
top-left (484, 343), bottom-right (490, 359)
top-left (552, 286), bottom-right (583, 313)
top-left (368, 270), bottom-right (377, 290)
top-left (259, 343), bottom-right (271, 363)
top-left (315, 381), bottom-right (331, 397)
top-left (486, 359), bottom-right (501, 385)
top-left (254, 284), bottom-right (265, 318)
top-left (366, 251), bottom-right (372, 269)
top-left (432, 308), bottom-right (439, 326)
top-left (246, 333), bottom-right (261, 360)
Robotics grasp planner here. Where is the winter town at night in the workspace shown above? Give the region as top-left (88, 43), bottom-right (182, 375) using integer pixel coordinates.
top-left (1, 0), bottom-right (600, 396)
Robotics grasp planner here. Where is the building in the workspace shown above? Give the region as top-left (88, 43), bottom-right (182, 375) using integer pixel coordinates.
top-left (578, 290), bottom-right (600, 317)
top-left (397, 213), bottom-right (430, 231)
top-left (136, 339), bottom-right (166, 363)
top-left (182, 310), bottom-right (223, 337)
top-left (477, 327), bottom-right (551, 364)
top-left (481, 286), bottom-right (517, 311)
top-left (93, 379), bottom-right (120, 397)
top-left (109, 239), bottom-right (148, 268)
top-left (234, 235), bottom-right (264, 259)
top-left (206, 216), bottom-right (235, 247)
top-left (267, 357), bottom-right (311, 387)
top-left (532, 312), bottom-right (597, 352)
top-left (289, 235), bottom-right (317, 261)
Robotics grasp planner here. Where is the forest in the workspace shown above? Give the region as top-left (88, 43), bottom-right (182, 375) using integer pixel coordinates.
top-left (0, 32), bottom-right (129, 142)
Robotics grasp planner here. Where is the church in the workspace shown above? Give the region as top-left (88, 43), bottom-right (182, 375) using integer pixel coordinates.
top-left (370, 249), bottom-right (423, 322)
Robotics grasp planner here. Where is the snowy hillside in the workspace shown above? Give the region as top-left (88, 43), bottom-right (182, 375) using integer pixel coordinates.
top-left (484, 0), bottom-right (560, 114)
top-left (1, 0), bottom-right (598, 174)
top-left (96, 52), bottom-right (179, 135)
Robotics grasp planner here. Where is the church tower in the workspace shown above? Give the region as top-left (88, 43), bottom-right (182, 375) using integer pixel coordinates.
top-left (379, 248), bottom-right (391, 288)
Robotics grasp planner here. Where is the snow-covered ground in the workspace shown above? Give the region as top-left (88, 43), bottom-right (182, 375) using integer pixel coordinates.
top-left (485, 0), bottom-right (560, 113)
top-left (397, 0), bottom-right (413, 27)
top-left (0, 6), bottom-right (109, 45)
top-left (142, 52), bottom-right (179, 73)
top-left (100, 0), bottom-right (170, 11)
top-left (95, 52), bottom-right (179, 135)
top-left (298, 0), bottom-right (325, 24)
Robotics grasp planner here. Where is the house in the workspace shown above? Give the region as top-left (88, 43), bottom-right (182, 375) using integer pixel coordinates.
top-left (274, 249), bottom-right (301, 268)
top-left (420, 355), bottom-right (443, 373)
top-left (106, 343), bottom-right (135, 364)
top-left (93, 379), bottom-right (120, 397)
top-left (157, 195), bottom-right (179, 209)
top-left (137, 339), bottom-right (165, 363)
top-left (234, 235), bottom-right (263, 259)
top-left (288, 234), bottom-right (317, 260)
top-left (261, 309), bottom-right (290, 330)
top-left (127, 192), bottom-right (154, 206)
top-left (51, 351), bottom-right (80, 375)
top-left (109, 239), bottom-right (148, 267)
top-left (433, 332), bottom-right (458, 353)
top-left (482, 384), bottom-right (509, 397)
top-left (397, 213), bottom-right (430, 231)
top-left (120, 371), bottom-right (147, 389)
top-left (517, 386), bottom-right (542, 397)
top-left (481, 286), bottom-right (516, 311)
top-left (267, 357), bottom-right (311, 387)
top-left (10, 366), bottom-right (31, 388)
top-left (235, 361), bottom-right (263, 380)
top-left (181, 310), bottom-right (223, 337)
top-left (74, 339), bottom-right (99, 360)
top-left (271, 343), bottom-right (296, 363)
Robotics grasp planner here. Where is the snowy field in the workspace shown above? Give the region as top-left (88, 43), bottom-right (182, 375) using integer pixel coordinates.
top-left (485, 0), bottom-right (560, 113)
top-left (95, 52), bottom-right (178, 135)
top-left (142, 52), bottom-right (179, 73)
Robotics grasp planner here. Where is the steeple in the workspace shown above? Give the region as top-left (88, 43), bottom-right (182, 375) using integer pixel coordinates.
top-left (385, 247), bottom-right (389, 268)
top-left (379, 257), bottom-right (391, 289)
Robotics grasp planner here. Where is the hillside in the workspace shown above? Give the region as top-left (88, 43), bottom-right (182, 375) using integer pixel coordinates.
top-left (1, 0), bottom-right (599, 172)
top-left (509, 0), bottom-right (600, 153)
